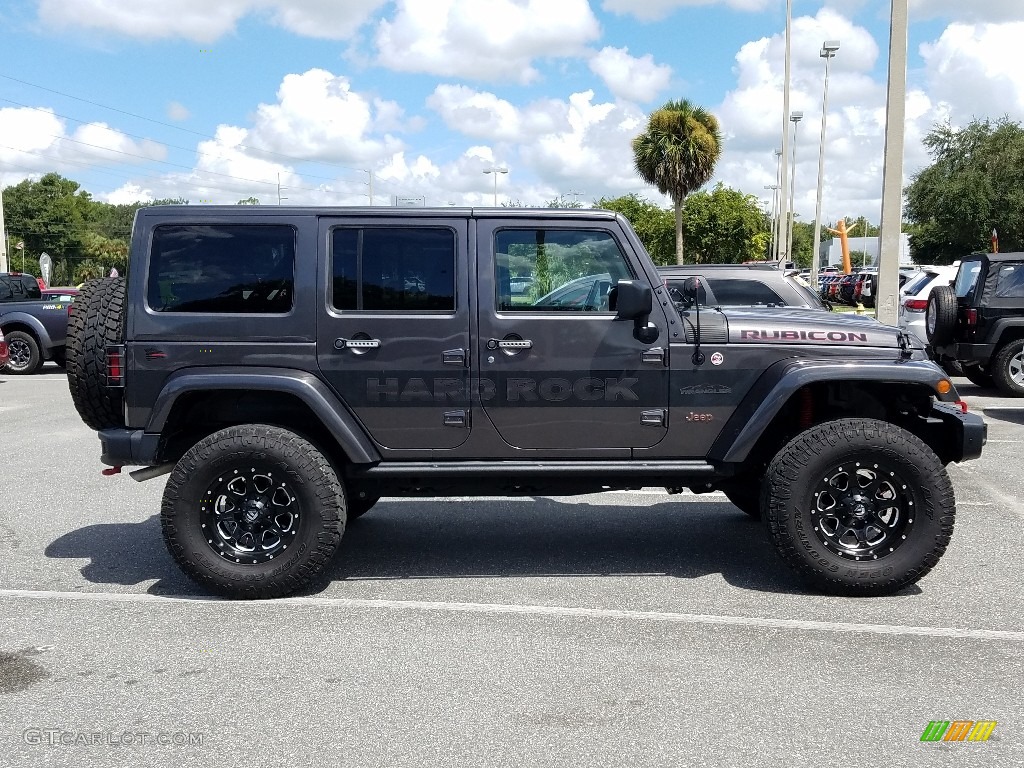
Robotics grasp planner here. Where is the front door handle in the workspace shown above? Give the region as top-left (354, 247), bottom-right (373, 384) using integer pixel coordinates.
top-left (495, 339), bottom-right (533, 350)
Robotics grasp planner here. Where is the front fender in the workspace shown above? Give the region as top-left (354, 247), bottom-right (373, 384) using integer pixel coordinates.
top-left (147, 366), bottom-right (381, 465)
top-left (709, 358), bottom-right (958, 464)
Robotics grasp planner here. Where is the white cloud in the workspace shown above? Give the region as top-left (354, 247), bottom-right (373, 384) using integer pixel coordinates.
top-left (245, 69), bottom-right (405, 164)
top-left (0, 106), bottom-right (166, 185)
top-left (36, 0), bottom-right (385, 42)
top-left (601, 0), bottom-right (772, 22)
top-left (909, 0), bottom-right (1024, 23)
top-left (588, 47), bottom-right (673, 103)
top-left (427, 85), bottom-right (567, 142)
top-left (920, 22), bottom-right (1024, 121)
top-left (374, 0), bottom-right (601, 84)
top-left (166, 101), bottom-right (191, 121)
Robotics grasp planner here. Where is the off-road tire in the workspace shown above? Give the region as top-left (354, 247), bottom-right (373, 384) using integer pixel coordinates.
top-left (161, 424), bottom-right (345, 599)
top-left (2, 330), bottom-right (42, 374)
top-left (763, 418), bottom-right (955, 596)
top-left (66, 277), bottom-right (126, 430)
top-left (925, 285), bottom-right (957, 346)
top-left (992, 339), bottom-right (1024, 397)
top-left (961, 363), bottom-right (995, 389)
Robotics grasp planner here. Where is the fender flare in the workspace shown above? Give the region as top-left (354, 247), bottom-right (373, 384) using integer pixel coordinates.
top-left (989, 318), bottom-right (1024, 348)
top-left (0, 311), bottom-right (55, 351)
top-left (147, 366), bottom-right (381, 465)
top-left (709, 358), bottom-right (954, 464)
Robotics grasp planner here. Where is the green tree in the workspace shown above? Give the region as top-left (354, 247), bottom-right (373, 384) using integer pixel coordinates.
top-left (594, 194), bottom-right (675, 265)
top-left (905, 118), bottom-right (1024, 264)
top-left (3, 173), bottom-right (94, 270)
top-left (632, 99), bottom-right (722, 264)
top-left (680, 183), bottom-right (771, 264)
top-left (544, 195), bottom-right (584, 209)
top-left (237, 196), bottom-right (260, 205)
top-left (789, 220), bottom-right (817, 269)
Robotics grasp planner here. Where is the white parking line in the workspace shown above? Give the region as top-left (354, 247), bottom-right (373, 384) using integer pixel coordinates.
top-left (0, 589), bottom-right (1020, 642)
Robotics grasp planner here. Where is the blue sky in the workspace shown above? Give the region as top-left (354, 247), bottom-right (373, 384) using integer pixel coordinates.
top-left (1, 0), bottom-right (1022, 223)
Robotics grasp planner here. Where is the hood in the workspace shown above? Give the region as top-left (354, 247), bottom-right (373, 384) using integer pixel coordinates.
top-left (722, 307), bottom-right (920, 349)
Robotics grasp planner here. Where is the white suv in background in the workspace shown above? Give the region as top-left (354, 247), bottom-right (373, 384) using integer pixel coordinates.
top-left (898, 263), bottom-right (959, 343)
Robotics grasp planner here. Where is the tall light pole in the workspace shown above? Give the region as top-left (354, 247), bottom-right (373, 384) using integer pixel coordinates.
top-left (786, 111), bottom-right (803, 267)
top-left (765, 184), bottom-right (780, 258)
top-left (876, 1), bottom-right (909, 326)
top-left (483, 167), bottom-right (508, 206)
top-left (811, 40), bottom-right (840, 285)
top-left (778, 0), bottom-right (794, 266)
top-left (772, 148), bottom-right (783, 259)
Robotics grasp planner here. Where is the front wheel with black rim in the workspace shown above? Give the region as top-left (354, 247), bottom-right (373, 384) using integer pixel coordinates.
top-left (763, 418), bottom-right (955, 596)
top-left (992, 339), bottom-right (1024, 397)
top-left (161, 424), bottom-right (345, 599)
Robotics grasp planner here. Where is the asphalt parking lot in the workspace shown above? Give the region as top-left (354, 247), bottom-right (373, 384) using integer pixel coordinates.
top-left (0, 364), bottom-right (1021, 767)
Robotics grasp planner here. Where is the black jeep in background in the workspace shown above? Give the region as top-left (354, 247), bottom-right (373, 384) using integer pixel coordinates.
top-left (927, 252), bottom-right (1024, 395)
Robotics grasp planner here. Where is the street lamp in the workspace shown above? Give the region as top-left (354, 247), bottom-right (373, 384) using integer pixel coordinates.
top-left (483, 167), bottom-right (508, 206)
top-left (778, 0), bottom-right (794, 266)
top-left (785, 111), bottom-right (803, 266)
top-left (811, 40), bottom-right (840, 284)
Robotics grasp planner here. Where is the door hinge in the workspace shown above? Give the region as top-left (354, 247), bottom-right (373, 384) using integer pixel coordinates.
top-left (641, 347), bottom-right (667, 366)
top-left (442, 348), bottom-right (467, 366)
top-left (640, 409), bottom-right (667, 427)
top-left (443, 410), bottom-right (470, 427)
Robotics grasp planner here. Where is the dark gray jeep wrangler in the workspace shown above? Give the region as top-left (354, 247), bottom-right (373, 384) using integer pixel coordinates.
top-left (66, 206), bottom-right (985, 599)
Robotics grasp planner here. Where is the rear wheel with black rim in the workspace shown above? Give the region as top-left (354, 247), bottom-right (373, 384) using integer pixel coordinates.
top-left (763, 418), bottom-right (954, 596)
top-left (992, 339), bottom-right (1024, 397)
top-left (161, 424), bottom-right (345, 599)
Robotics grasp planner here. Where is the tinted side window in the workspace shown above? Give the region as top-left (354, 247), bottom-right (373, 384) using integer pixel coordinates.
top-left (147, 225), bottom-right (295, 313)
top-left (331, 227), bottom-right (455, 312)
top-left (0, 278), bottom-right (11, 301)
top-left (20, 277), bottom-right (41, 299)
top-left (954, 261), bottom-right (982, 298)
top-left (705, 278), bottom-right (785, 305)
top-left (994, 263), bottom-right (1024, 298)
top-left (494, 229), bottom-right (633, 312)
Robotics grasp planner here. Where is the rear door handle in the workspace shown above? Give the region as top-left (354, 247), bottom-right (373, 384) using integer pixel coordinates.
top-left (334, 338), bottom-right (381, 350)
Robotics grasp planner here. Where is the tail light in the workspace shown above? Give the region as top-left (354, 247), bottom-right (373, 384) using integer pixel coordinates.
top-left (966, 309), bottom-right (978, 326)
top-left (0, 340), bottom-right (7, 359)
top-left (105, 344), bottom-right (125, 387)
top-left (904, 299), bottom-right (928, 311)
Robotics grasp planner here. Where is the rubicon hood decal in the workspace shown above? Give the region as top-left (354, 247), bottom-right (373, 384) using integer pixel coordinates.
top-left (725, 309), bottom-right (913, 348)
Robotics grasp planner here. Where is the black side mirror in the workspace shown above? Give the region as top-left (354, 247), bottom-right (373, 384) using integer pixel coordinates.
top-left (612, 280), bottom-right (652, 320)
top-left (612, 281), bottom-right (659, 344)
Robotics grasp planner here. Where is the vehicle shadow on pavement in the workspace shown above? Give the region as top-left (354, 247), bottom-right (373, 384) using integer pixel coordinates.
top-left (44, 515), bottom-right (203, 596)
top-left (321, 497), bottom-right (811, 595)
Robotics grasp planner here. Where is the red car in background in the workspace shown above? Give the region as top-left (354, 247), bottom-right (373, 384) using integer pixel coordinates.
top-left (40, 286), bottom-right (80, 302)
top-left (0, 329), bottom-right (9, 369)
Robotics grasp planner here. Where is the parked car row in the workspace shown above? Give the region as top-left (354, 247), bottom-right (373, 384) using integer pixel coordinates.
top-left (817, 269), bottom-right (918, 308)
top-left (0, 273), bottom-right (79, 374)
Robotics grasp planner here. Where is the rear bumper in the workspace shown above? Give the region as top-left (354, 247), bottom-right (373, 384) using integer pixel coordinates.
top-left (98, 428), bottom-right (160, 467)
top-left (930, 402), bottom-right (986, 463)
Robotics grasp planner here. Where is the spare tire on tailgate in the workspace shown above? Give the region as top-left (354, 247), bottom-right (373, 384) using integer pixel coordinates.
top-left (925, 284), bottom-right (957, 346)
top-left (67, 277), bottom-right (126, 430)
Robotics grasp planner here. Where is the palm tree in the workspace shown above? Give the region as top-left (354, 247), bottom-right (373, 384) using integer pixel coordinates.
top-left (632, 100), bottom-right (722, 264)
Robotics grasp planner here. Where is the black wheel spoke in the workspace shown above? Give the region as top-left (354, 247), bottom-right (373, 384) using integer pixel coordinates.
top-left (200, 469), bottom-right (299, 563)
